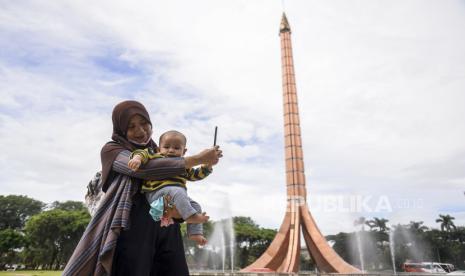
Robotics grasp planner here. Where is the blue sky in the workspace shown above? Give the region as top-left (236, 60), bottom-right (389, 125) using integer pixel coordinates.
top-left (0, 0), bottom-right (464, 235)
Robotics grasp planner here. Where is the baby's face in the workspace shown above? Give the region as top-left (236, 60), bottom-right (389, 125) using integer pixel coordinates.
top-left (159, 134), bottom-right (187, 157)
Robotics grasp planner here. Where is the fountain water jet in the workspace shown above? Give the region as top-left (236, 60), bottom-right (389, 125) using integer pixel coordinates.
top-left (355, 230), bottom-right (365, 272)
top-left (196, 193), bottom-right (235, 272)
top-left (220, 228), bottom-right (225, 271)
top-left (206, 216), bottom-right (235, 271)
top-left (389, 227), bottom-right (397, 274)
top-left (228, 217), bottom-right (235, 271)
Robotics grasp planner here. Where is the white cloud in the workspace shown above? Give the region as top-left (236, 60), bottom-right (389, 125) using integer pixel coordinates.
top-left (0, 0), bottom-right (464, 235)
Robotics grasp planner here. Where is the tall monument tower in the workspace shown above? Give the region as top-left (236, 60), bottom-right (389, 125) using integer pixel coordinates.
top-left (242, 13), bottom-right (360, 273)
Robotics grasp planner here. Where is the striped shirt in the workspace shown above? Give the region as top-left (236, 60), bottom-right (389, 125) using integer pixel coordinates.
top-left (131, 148), bottom-right (212, 193)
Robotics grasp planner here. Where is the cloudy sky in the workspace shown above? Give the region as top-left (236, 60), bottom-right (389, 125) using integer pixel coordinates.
top-left (0, 0), bottom-right (464, 235)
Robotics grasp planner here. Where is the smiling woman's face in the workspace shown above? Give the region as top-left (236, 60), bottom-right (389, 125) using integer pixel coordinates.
top-left (126, 114), bottom-right (152, 144)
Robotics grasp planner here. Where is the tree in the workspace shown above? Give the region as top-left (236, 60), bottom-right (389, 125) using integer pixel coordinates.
top-left (408, 221), bottom-right (428, 233)
top-left (50, 200), bottom-right (87, 212)
top-left (326, 232), bottom-right (353, 264)
top-left (0, 229), bottom-right (26, 268)
top-left (0, 195), bottom-right (44, 230)
top-left (233, 216), bottom-right (276, 268)
top-left (368, 217), bottom-right (390, 233)
top-left (365, 220), bottom-right (377, 232)
top-left (436, 214), bottom-right (456, 232)
top-left (24, 209), bottom-right (90, 269)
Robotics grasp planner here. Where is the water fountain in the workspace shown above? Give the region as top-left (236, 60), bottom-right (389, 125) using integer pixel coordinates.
top-left (389, 227), bottom-right (397, 274)
top-left (400, 225), bottom-right (424, 261)
top-left (194, 194), bottom-right (235, 273)
top-left (201, 216), bottom-right (235, 272)
top-left (220, 226), bottom-right (225, 271)
top-left (355, 230), bottom-right (365, 272)
top-left (227, 216), bottom-right (235, 271)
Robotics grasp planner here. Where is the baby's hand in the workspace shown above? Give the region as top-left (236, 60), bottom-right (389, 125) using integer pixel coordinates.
top-left (128, 155), bottom-right (142, 171)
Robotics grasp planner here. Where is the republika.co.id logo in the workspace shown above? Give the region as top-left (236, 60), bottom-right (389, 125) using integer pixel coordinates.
top-left (286, 195), bottom-right (423, 213)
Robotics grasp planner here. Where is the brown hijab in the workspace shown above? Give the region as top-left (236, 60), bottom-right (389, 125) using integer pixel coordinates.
top-left (100, 100), bottom-right (157, 192)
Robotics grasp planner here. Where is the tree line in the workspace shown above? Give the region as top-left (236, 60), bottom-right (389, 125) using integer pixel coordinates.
top-left (327, 216), bottom-right (465, 271)
top-left (0, 195), bottom-right (89, 270)
top-left (0, 194), bottom-right (464, 271)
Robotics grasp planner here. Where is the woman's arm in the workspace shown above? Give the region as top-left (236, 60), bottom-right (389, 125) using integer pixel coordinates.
top-left (113, 151), bottom-right (186, 180)
top-left (113, 146), bottom-right (223, 180)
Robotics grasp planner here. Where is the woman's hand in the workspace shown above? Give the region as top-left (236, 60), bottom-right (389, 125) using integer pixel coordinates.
top-left (184, 146), bottom-right (222, 168)
top-left (198, 146), bottom-right (222, 165)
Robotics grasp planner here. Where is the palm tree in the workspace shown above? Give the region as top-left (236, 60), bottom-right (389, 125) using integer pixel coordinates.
top-left (408, 221), bottom-right (428, 233)
top-left (378, 218), bottom-right (390, 232)
top-left (436, 214), bottom-right (456, 232)
top-left (365, 219), bottom-right (377, 231)
top-left (366, 217), bottom-right (390, 232)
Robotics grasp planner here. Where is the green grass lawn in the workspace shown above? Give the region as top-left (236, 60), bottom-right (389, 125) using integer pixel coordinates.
top-left (0, 271), bottom-right (62, 276)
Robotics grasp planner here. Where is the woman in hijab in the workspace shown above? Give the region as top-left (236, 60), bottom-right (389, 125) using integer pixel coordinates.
top-left (63, 100), bottom-right (222, 276)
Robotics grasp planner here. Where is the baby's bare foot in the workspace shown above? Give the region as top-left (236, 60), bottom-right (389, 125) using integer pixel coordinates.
top-left (189, 234), bottom-right (207, 246)
top-left (186, 212), bottom-right (209, 224)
